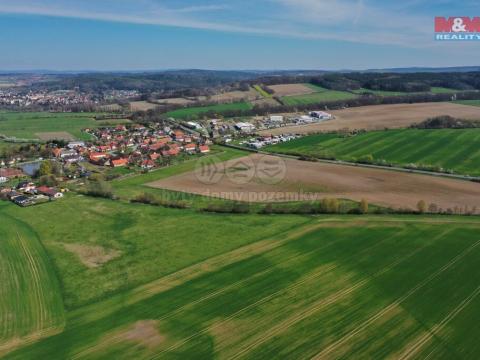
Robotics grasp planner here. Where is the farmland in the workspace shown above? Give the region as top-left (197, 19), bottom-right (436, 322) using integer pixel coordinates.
top-left (165, 102), bottom-right (253, 119)
top-left (280, 84), bottom-right (358, 106)
top-left (454, 99), bottom-right (480, 107)
top-left (111, 145), bottom-right (247, 201)
top-left (148, 153), bottom-right (480, 211)
top-left (253, 85), bottom-right (272, 98)
top-left (3, 206), bottom-right (480, 359)
top-left (0, 203), bottom-right (64, 355)
top-left (0, 112), bottom-right (130, 141)
top-left (269, 83), bottom-right (316, 97)
top-left (265, 128), bottom-right (480, 176)
top-left (260, 102), bottom-right (480, 135)
top-left (352, 87), bottom-right (459, 96)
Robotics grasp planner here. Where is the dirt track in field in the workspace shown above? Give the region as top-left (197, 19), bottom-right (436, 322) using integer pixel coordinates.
top-left (260, 102), bottom-right (480, 135)
top-left (147, 154), bottom-right (480, 212)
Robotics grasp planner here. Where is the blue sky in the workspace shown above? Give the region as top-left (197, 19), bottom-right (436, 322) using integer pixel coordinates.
top-left (0, 0), bottom-right (479, 70)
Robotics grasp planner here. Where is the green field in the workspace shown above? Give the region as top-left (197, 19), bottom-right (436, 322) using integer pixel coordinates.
top-left (165, 102), bottom-right (253, 120)
top-left (253, 85), bottom-right (272, 98)
top-left (351, 88), bottom-right (409, 96)
top-left (3, 198), bottom-right (480, 358)
top-left (430, 86), bottom-right (460, 94)
top-left (280, 84), bottom-right (358, 106)
top-left (0, 205), bottom-right (65, 355)
top-left (265, 128), bottom-right (480, 176)
top-left (352, 87), bottom-right (459, 97)
top-left (454, 100), bottom-right (480, 107)
top-left (0, 112), bottom-right (130, 141)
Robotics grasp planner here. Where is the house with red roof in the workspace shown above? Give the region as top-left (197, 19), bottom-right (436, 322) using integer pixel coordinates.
top-left (141, 159), bottom-right (155, 169)
top-left (199, 145), bottom-right (210, 153)
top-left (111, 158), bottom-right (129, 167)
top-left (172, 130), bottom-right (185, 142)
top-left (149, 153), bottom-right (160, 161)
top-left (184, 143), bottom-right (197, 153)
top-left (37, 186), bottom-right (63, 199)
top-left (52, 148), bottom-right (62, 158)
top-left (0, 168), bottom-right (24, 179)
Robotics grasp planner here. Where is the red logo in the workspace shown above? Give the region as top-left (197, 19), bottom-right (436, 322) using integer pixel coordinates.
top-left (435, 17), bottom-right (480, 33)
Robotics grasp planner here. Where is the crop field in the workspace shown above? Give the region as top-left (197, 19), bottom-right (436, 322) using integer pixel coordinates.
top-left (430, 86), bottom-right (460, 94)
top-left (4, 207), bottom-right (480, 359)
top-left (260, 102), bottom-right (480, 135)
top-left (454, 100), bottom-right (480, 107)
top-left (111, 145), bottom-right (247, 201)
top-left (148, 153), bottom-right (480, 211)
top-left (351, 88), bottom-right (408, 96)
top-left (0, 204), bottom-right (64, 355)
top-left (165, 102), bottom-right (253, 119)
top-left (280, 84), bottom-right (358, 106)
top-left (154, 97), bottom-right (195, 105)
top-left (265, 128), bottom-right (480, 176)
top-left (352, 87), bottom-right (459, 96)
top-left (269, 83), bottom-right (316, 97)
top-left (0, 112), bottom-right (130, 141)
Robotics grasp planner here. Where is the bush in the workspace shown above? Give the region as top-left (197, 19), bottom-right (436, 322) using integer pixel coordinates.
top-left (83, 180), bottom-right (114, 199)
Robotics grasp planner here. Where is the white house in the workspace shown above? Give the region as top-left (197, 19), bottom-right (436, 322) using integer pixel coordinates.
top-left (309, 111), bottom-right (333, 120)
top-left (268, 115), bottom-right (284, 123)
top-left (67, 141), bottom-right (85, 149)
top-left (235, 122), bottom-right (256, 133)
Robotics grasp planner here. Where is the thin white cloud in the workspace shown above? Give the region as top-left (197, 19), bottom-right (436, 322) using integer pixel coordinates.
top-left (0, 0), bottom-right (444, 47)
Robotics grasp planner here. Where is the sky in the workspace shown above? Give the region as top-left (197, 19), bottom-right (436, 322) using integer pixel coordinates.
top-left (0, 0), bottom-right (479, 71)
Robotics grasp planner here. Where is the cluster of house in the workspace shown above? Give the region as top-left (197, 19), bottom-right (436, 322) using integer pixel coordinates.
top-left (0, 181), bottom-right (64, 207)
top-left (239, 134), bottom-right (301, 150)
top-left (82, 124), bottom-right (211, 170)
top-left (0, 88), bottom-right (140, 108)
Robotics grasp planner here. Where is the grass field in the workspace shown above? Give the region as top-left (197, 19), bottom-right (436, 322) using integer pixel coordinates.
top-left (430, 86), bottom-right (460, 94)
top-left (454, 100), bottom-right (480, 107)
top-left (280, 84), bottom-right (358, 106)
top-left (165, 102), bottom-right (253, 120)
top-left (352, 87), bottom-right (459, 96)
top-left (0, 204), bottom-right (65, 355)
top-left (4, 207), bottom-right (480, 359)
top-left (0, 112), bottom-right (130, 141)
top-left (265, 128), bottom-right (480, 176)
top-left (351, 88), bottom-right (409, 96)
top-left (0, 195), bottom-right (308, 312)
top-left (253, 85), bottom-right (272, 98)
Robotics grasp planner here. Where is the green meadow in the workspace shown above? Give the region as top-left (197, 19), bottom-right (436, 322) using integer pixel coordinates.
top-left (0, 112), bottom-right (130, 141)
top-left (253, 85), bottom-right (272, 98)
top-left (454, 99), bottom-right (480, 107)
top-left (165, 102), bottom-right (253, 120)
top-left (280, 84), bottom-right (358, 106)
top-left (2, 196), bottom-right (480, 359)
top-left (265, 128), bottom-right (480, 176)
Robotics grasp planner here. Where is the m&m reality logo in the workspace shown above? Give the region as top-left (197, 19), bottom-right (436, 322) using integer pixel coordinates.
top-left (435, 17), bottom-right (480, 41)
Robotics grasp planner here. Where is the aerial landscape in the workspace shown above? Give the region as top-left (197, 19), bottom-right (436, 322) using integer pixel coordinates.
top-left (1, 1), bottom-right (480, 359)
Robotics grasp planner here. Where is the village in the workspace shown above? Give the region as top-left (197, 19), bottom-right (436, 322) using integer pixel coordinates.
top-left (0, 109), bottom-right (334, 207)
top-left (0, 122), bottom-right (211, 206)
